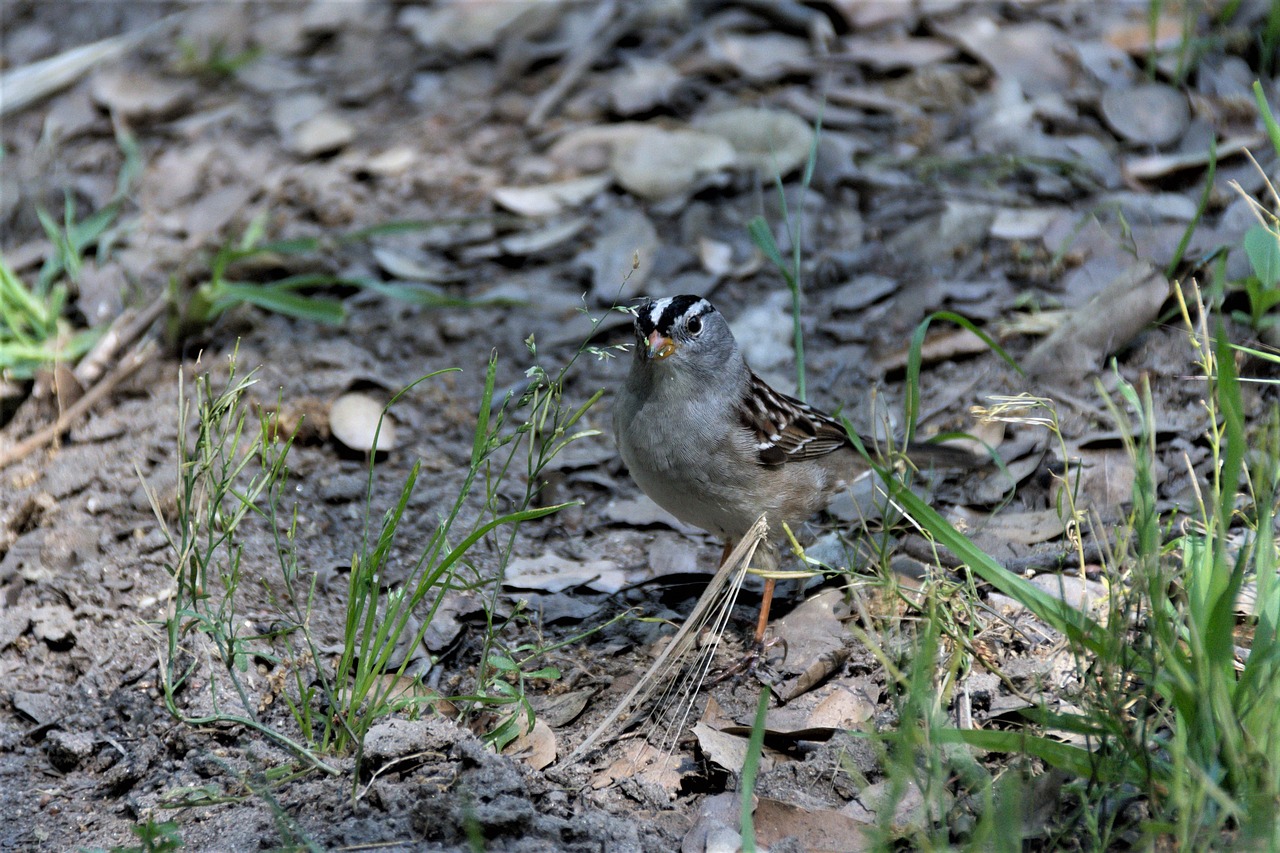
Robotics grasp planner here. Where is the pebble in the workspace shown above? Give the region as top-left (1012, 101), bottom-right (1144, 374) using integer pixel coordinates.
top-left (288, 111), bottom-right (356, 157)
top-left (46, 730), bottom-right (95, 772)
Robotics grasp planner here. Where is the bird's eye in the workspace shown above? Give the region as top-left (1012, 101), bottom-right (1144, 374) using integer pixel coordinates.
top-left (687, 315), bottom-right (703, 335)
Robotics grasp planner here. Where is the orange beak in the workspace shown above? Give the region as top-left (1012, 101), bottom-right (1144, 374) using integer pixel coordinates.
top-left (646, 330), bottom-right (676, 360)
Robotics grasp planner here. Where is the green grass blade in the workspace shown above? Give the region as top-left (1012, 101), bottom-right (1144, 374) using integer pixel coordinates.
top-left (935, 728), bottom-right (1132, 783)
top-left (740, 684), bottom-right (771, 852)
top-left (1254, 81), bottom-right (1280, 159)
top-left (1244, 223), bottom-right (1280, 287)
top-left (905, 311), bottom-right (1023, 441)
top-left (889, 482), bottom-right (1109, 653)
top-left (210, 282), bottom-right (346, 324)
top-left (747, 216), bottom-right (791, 284)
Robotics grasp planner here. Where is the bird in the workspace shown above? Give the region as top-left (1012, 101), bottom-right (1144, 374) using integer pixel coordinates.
top-left (612, 294), bottom-right (976, 642)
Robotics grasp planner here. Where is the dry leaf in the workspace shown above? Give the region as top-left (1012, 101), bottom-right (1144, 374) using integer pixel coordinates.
top-left (611, 127), bottom-right (734, 200)
top-left (1124, 133), bottom-right (1263, 180)
top-left (756, 797), bottom-right (875, 852)
top-left (1023, 261), bottom-right (1169, 386)
top-left (591, 740), bottom-right (686, 796)
top-left (508, 718), bottom-right (557, 770)
top-left (502, 553), bottom-right (630, 594)
top-left (695, 107), bottom-right (813, 178)
top-left (692, 723), bottom-right (752, 774)
top-left (492, 174), bottom-right (611, 217)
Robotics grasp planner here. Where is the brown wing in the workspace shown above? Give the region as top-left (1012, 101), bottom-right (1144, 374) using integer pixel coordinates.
top-left (739, 372), bottom-right (852, 466)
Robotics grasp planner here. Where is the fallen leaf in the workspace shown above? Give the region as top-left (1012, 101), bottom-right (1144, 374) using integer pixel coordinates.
top-left (692, 722), bottom-right (752, 774)
top-left (577, 206), bottom-right (658, 299)
top-left (90, 69), bottom-right (194, 120)
top-left (806, 684), bottom-right (876, 730)
top-left (771, 589), bottom-right (845, 675)
top-left (288, 111), bottom-right (356, 157)
top-left (531, 688), bottom-right (595, 728)
top-left (756, 797), bottom-right (875, 852)
top-left (591, 740), bottom-right (687, 796)
top-left (965, 509), bottom-right (1068, 546)
top-left (695, 107), bottom-right (813, 179)
top-left (508, 718), bottom-right (557, 771)
top-left (497, 217), bottom-right (590, 257)
top-left (398, 0), bottom-right (562, 54)
top-left (608, 56), bottom-right (681, 115)
top-left (707, 32), bottom-right (813, 81)
top-left (841, 35), bottom-right (957, 71)
top-left (1123, 133), bottom-right (1263, 181)
top-left (611, 127), bottom-right (734, 200)
top-left (1023, 261), bottom-right (1170, 386)
top-left (936, 17), bottom-right (1074, 97)
top-left (492, 174), bottom-right (611, 217)
top-left (1105, 15), bottom-right (1186, 55)
top-left (503, 552), bottom-right (631, 594)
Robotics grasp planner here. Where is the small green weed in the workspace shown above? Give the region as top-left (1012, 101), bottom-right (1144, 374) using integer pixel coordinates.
top-left (175, 38), bottom-right (261, 79)
top-left (1233, 222), bottom-right (1280, 331)
top-left (1225, 83), bottom-right (1280, 333)
top-left (0, 130), bottom-right (139, 382)
top-left (745, 108), bottom-right (821, 401)
top-left (169, 217), bottom-right (496, 344)
top-left (878, 284), bottom-right (1280, 847)
top-left (148, 300), bottom-right (620, 802)
top-left (0, 252), bottom-right (100, 381)
top-left (101, 819), bottom-right (184, 853)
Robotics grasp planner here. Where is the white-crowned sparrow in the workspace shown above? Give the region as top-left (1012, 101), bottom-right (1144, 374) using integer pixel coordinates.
top-left (613, 294), bottom-right (972, 554)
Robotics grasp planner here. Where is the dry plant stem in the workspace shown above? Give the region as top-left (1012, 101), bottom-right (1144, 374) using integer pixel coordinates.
top-left (74, 295), bottom-right (166, 386)
top-left (0, 338), bottom-right (155, 470)
top-left (526, 0), bottom-right (633, 128)
top-left (566, 515), bottom-right (769, 763)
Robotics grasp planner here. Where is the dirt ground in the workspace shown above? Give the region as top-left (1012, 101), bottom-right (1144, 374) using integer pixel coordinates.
top-left (2, 1), bottom-right (1278, 851)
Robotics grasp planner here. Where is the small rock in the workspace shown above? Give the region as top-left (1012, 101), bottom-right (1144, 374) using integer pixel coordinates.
top-left (44, 446), bottom-right (107, 499)
top-left (318, 472), bottom-right (366, 503)
top-left (0, 610), bottom-right (31, 651)
top-left (329, 392), bottom-right (397, 453)
top-left (12, 690), bottom-right (60, 726)
top-left (90, 70), bottom-right (194, 120)
top-left (288, 111), bottom-right (356, 157)
top-left (1, 530), bottom-right (48, 584)
top-left (361, 717), bottom-right (463, 771)
top-left (46, 730), bottom-right (96, 772)
top-left (1101, 83), bottom-right (1189, 147)
top-left (30, 605), bottom-right (75, 647)
top-left (39, 522), bottom-right (99, 573)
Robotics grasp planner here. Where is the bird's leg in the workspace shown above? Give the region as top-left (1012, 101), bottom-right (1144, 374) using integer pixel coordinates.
top-left (753, 577), bottom-right (777, 646)
top-left (722, 537), bottom-right (774, 648)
